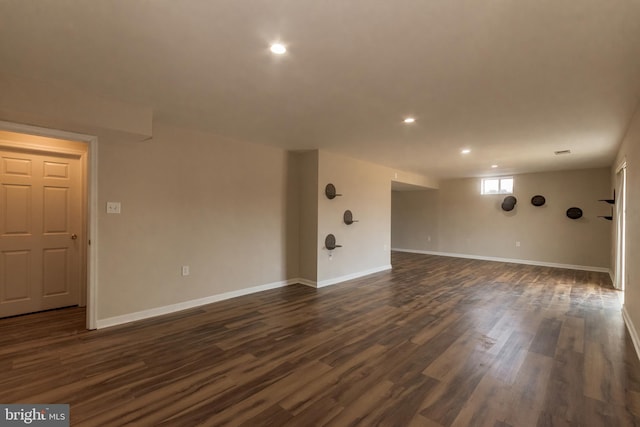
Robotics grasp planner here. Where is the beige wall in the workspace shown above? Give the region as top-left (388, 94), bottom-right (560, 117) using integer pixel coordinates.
top-left (392, 168), bottom-right (612, 268)
top-left (391, 190), bottom-right (439, 251)
top-left (98, 123), bottom-right (293, 318)
top-left (317, 151), bottom-right (392, 284)
top-left (285, 152), bottom-right (300, 279)
top-left (391, 170), bottom-right (439, 190)
top-left (295, 151), bottom-right (319, 282)
top-left (613, 105), bottom-right (640, 338)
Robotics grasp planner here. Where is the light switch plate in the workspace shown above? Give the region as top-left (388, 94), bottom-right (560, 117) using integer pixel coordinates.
top-left (106, 202), bottom-right (121, 214)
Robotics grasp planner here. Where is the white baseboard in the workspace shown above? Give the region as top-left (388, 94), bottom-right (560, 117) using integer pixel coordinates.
top-left (96, 279), bottom-right (295, 329)
top-left (96, 266), bottom-right (394, 329)
top-left (293, 278), bottom-right (318, 288)
top-left (316, 265), bottom-right (392, 288)
top-left (623, 305), bottom-right (640, 361)
top-left (287, 265), bottom-right (392, 289)
top-left (391, 248), bottom-right (609, 273)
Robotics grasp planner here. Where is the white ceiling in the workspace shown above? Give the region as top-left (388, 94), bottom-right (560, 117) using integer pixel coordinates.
top-left (2, 1), bottom-right (640, 179)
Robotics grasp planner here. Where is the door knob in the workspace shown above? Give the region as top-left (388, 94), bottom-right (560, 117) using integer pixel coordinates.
top-left (71, 234), bottom-right (78, 240)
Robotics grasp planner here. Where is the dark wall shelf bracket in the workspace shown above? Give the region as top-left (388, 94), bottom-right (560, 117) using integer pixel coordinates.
top-left (599, 189), bottom-right (615, 205)
top-left (599, 205), bottom-right (614, 221)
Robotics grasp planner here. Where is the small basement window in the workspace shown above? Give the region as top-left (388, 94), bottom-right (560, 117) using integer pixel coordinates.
top-left (481, 177), bottom-right (513, 195)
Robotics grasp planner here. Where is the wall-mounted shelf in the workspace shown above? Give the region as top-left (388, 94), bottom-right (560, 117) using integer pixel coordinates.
top-left (598, 190), bottom-right (615, 220)
top-left (598, 189), bottom-right (615, 205)
top-left (324, 234), bottom-right (342, 250)
top-left (325, 183), bottom-right (342, 199)
top-left (343, 210), bottom-right (358, 225)
top-left (501, 196), bottom-right (517, 212)
top-left (566, 207), bottom-right (583, 219)
top-left (599, 206), bottom-right (614, 221)
top-left (531, 195), bottom-right (546, 207)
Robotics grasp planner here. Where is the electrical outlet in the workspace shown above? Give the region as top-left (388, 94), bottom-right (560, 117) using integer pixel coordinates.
top-left (427, 235), bottom-right (431, 242)
top-left (181, 265), bottom-right (190, 276)
top-left (106, 202), bottom-right (121, 214)
top-left (516, 241), bottom-right (521, 247)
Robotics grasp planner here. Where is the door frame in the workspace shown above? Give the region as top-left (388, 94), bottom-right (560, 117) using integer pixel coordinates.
top-left (615, 159), bottom-right (627, 291)
top-left (0, 121), bottom-right (98, 329)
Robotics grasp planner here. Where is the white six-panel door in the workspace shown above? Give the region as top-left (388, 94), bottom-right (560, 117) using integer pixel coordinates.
top-left (0, 149), bottom-right (82, 317)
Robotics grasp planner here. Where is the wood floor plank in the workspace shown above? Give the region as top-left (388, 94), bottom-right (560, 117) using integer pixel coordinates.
top-left (540, 349), bottom-right (585, 424)
top-left (529, 317), bottom-right (563, 357)
top-left (323, 379), bottom-right (394, 426)
top-left (280, 396), bottom-right (344, 426)
top-left (278, 344), bottom-right (387, 415)
top-left (420, 349), bottom-right (496, 425)
top-left (204, 359), bottom-right (333, 426)
top-left (556, 315), bottom-right (585, 354)
top-left (488, 330), bottom-right (534, 385)
top-left (450, 373), bottom-right (512, 427)
top-left (2, 251), bottom-right (640, 426)
top-left (504, 351), bottom-right (556, 426)
top-left (355, 372), bottom-right (440, 427)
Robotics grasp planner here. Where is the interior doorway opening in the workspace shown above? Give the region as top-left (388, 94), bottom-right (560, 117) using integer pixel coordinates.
top-left (390, 181), bottom-right (439, 267)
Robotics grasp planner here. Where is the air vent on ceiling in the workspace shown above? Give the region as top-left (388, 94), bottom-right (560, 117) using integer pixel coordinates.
top-left (554, 150), bottom-right (571, 155)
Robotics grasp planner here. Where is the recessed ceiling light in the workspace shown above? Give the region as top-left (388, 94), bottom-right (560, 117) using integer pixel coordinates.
top-left (461, 149), bottom-right (471, 154)
top-left (491, 164), bottom-right (498, 168)
top-left (403, 117), bottom-right (415, 124)
top-left (270, 43), bottom-right (286, 54)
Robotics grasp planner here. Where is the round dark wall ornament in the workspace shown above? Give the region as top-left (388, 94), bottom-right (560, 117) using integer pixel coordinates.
top-left (501, 196), bottom-right (517, 212)
top-left (531, 195), bottom-right (546, 207)
top-left (343, 210), bottom-right (358, 225)
top-left (325, 183), bottom-right (342, 199)
top-left (566, 207), bottom-right (583, 219)
top-left (503, 196), bottom-right (517, 205)
top-left (324, 234), bottom-right (342, 250)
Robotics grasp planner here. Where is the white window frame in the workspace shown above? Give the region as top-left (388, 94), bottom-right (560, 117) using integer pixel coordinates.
top-left (481, 176), bottom-right (514, 195)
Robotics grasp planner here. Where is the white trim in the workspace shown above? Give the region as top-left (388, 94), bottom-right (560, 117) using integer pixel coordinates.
top-left (316, 265), bottom-right (392, 288)
top-left (391, 248), bottom-right (609, 273)
top-left (0, 121), bottom-right (99, 329)
top-left (287, 266), bottom-right (393, 288)
top-left (614, 164), bottom-right (627, 291)
top-left (87, 136), bottom-right (98, 329)
top-left (97, 279), bottom-right (296, 329)
top-left (616, 159), bottom-right (627, 173)
top-left (623, 305), bottom-right (640, 361)
top-left (609, 269), bottom-right (615, 285)
top-left (292, 278), bottom-right (318, 288)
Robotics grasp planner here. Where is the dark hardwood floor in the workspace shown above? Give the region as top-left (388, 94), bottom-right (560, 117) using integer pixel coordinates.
top-left (2, 252), bottom-right (640, 426)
